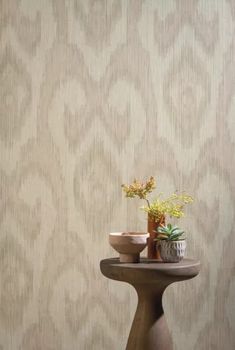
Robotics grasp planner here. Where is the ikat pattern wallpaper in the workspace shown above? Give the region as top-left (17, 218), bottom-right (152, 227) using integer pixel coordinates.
top-left (0, 0), bottom-right (235, 349)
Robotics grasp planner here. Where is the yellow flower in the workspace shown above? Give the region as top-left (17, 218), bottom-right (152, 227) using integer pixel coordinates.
top-left (122, 176), bottom-right (193, 220)
top-left (121, 176), bottom-right (156, 200)
top-left (142, 193), bottom-right (193, 219)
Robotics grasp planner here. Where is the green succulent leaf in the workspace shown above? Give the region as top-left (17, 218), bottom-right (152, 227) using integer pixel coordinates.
top-left (155, 223), bottom-right (185, 241)
top-left (171, 226), bottom-right (181, 233)
top-left (157, 227), bottom-right (167, 233)
top-left (169, 232), bottom-right (184, 240)
top-left (167, 223), bottom-right (172, 230)
top-left (158, 234), bottom-right (168, 240)
top-left (176, 230), bottom-right (184, 235)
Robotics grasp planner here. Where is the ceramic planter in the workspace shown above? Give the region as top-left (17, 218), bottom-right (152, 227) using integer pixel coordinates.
top-left (109, 232), bottom-right (149, 263)
top-left (158, 240), bottom-right (186, 263)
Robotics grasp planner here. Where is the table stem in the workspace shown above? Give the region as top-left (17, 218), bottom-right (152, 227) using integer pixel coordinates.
top-left (126, 285), bottom-right (173, 350)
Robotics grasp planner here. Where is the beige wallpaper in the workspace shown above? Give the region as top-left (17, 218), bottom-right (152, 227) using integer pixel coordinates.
top-left (1, 0), bottom-right (235, 349)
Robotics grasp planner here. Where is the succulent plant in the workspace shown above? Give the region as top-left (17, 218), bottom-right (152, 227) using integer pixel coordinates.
top-left (155, 224), bottom-right (185, 241)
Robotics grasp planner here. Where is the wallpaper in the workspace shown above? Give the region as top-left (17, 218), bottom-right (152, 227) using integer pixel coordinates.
top-left (1, 0), bottom-right (235, 349)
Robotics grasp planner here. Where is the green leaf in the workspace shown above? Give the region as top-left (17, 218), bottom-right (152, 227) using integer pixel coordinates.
top-left (167, 223), bottom-right (172, 230)
top-left (158, 234), bottom-right (169, 240)
top-left (175, 230), bottom-right (184, 235)
top-left (171, 227), bottom-right (180, 233)
top-left (170, 232), bottom-right (184, 240)
top-left (157, 227), bottom-right (166, 233)
top-left (171, 230), bottom-right (184, 236)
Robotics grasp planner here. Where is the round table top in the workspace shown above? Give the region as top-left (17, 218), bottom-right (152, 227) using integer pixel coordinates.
top-left (100, 257), bottom-right (200, 284)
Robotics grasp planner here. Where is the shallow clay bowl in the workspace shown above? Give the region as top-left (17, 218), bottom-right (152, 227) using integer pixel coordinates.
top-left (109, 232), bottom-right (149, 263)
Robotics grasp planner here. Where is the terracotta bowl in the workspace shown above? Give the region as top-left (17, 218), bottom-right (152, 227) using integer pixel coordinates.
top-left (109, 232), bottom-right (149, 263)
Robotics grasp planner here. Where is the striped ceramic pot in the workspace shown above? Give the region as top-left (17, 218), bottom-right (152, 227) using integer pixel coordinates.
top-left (159, 240), bottom-right (186, 263)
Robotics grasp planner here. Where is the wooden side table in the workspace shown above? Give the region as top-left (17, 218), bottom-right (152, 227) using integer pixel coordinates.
top-left (100, 258), bottom-right (200, 350)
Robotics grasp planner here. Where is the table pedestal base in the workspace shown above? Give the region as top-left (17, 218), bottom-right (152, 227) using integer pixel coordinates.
top-left (126, 286), bottom-right (172, 350)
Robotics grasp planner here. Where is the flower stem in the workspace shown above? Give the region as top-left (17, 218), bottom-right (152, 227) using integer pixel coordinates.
top-left (145, 198), bottom-right (151, 209)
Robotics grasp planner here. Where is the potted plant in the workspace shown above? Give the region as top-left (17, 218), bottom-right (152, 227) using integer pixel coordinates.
top-left (155, 223), bottom-right (186, 262)
top-left (121, 176), bottom-right (193, 259)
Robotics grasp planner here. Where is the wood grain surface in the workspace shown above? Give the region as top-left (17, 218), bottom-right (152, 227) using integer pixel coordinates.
top-left (0, 1), bottom-right (235, 349)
